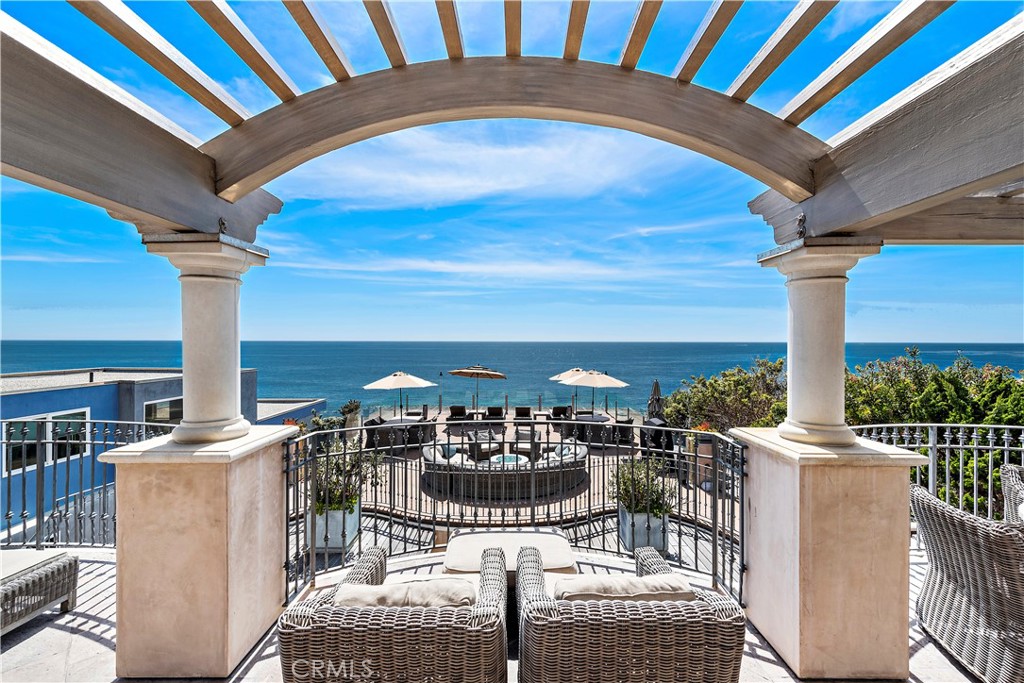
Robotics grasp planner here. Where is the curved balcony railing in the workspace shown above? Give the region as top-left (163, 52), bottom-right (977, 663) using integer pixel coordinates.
top-left (1, 419), bottom-right (174, 548)
top-left (283, 415), bottom-right (747, 604)
top-left (853, 423), bottom-right (1024, 520)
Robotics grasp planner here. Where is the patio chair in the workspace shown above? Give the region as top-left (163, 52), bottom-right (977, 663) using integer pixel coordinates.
top-left (1002, 464), bottom-right (1023, 523)
top-left (613, 417), bottom-right (635, 446)
top-left (549, 405), bottom-right (571, 420)
top-left (512, 426), bottom-right (541, 458)
top-left (516, 546), bottom-right (745, 683)
top-left (448, 405), bottom-right (469, 421)
top-left (485, 406), bottom-right (506, 421)
top-left (514, 406), bottom-right (533, 421)
top-left (362, 416), bottom-right (384, 450)
top-left (279, 546), bottom-right (508, 683)
top-left (910, 485), bottom-right (1024, 683)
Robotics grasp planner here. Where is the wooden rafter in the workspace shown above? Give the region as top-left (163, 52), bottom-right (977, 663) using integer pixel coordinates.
top-left (674, 0), bottom-right (743, 82)
top-left (189, 0), bottom-right (299, 102)
top-left (751, 16), bottom-right (1024, 244)
top-left (1, 13), bottom-right (281, 241)
top-left (363, 0), bottom-right (407, 68)
top-left (619, 0), bottom-right (662, 70)
top-left (778, 0), bottom-right (954, 124)
top-left (283, 0), bottom-right (354, 81)
top-left (727, 0), bottom-right (838, 101)
top-left (563, 0), bottom-right (590, 61)
top-left (505, 0), bottom-right (521, 58)
top-left (68, 0), bottom-right (249, 126)
top-left (435, 0), bottom-right (463, 60)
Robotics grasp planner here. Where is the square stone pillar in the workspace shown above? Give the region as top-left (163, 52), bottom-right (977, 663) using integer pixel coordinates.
top-left (99, 425), bottom-right (297, 678)
top-left (731, 427), bottom-right (927, 680)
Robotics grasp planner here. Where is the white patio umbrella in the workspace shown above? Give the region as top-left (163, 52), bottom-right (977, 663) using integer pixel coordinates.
top-left (363, 371), bottom-right (437, 414)
top-left (549, 367), bottom-right (586, 406)
top-left (560, 370), bottom-right (629, 410)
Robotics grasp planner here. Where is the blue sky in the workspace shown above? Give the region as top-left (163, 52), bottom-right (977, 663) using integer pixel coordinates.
top-left (1, 0), bottom-right (1022, 342)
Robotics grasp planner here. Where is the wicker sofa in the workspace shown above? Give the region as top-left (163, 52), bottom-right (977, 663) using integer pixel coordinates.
top-left (515, 546), bottom-right (746, 683)
top-left (1, 549), bottom-right (79, 635)
top-left (278, 546), bottom-right (508, 683)
top-left (910, 485), bottom-right (1024, 683)
top-left (1003, 464), bottom-right (1023, 523)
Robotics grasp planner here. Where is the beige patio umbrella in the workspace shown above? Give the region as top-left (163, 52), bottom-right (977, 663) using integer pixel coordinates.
top-left (363, 371), bottom-right (436, 414)
top-left (448, 364), bottom-right (507, 408)
top-left (560, 370), bottom-right (629, 410)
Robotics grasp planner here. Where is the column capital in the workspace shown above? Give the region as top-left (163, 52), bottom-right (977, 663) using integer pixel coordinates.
top-left (142, 233), bottom-right (268, 277)
top-left (759, 240), bottom-right (880, 280)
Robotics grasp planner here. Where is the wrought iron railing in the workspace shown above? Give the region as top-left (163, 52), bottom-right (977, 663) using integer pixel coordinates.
top-left (853, 423), bottom-right (1024, 520)
top-left (1, 419), bottom-right (173, 548)
top-left (283, 415), bottom-right (746, 604)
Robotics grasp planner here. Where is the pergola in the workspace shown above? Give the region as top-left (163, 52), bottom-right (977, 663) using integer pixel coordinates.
top-left (2, 1), bottom-right (1021, 680)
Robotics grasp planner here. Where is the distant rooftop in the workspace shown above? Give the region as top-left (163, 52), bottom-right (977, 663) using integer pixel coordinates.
top-left (257, 398), bottom-right (323, 422)
top-left (0, 368), bottom-right (187, 395)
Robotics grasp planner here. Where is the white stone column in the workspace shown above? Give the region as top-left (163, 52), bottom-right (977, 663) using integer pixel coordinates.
top-left (760, 244), bottom-right (880, 446)
top-left (143, 234), bottom-right (268, 444)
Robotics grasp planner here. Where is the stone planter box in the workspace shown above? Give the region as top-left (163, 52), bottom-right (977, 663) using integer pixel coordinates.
top-left (617, 503), bottom-right (667, 554)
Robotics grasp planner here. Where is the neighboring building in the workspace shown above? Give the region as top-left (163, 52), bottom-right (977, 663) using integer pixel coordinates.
top-left (0, 368), bottom-right (325, 533)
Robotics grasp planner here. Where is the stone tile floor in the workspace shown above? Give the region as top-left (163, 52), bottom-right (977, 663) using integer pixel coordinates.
top-left (1, 543), bottom-right (977, 682)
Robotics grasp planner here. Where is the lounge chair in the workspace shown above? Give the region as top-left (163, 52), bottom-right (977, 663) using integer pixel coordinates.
top-left (549, 405), bottom-right (571, 420)
top-left (1002, 464), bottom-right (1023, 523)
top-left (910, 485), bottom-right (1024, 683)
top-left (513, 406), bottom-right (533, 421)
top-left (448, 405), bottom-right (469, 421)
top-left (484, 406), bottom-right (505, 421)
top-left (279, 546), bottom-right (508, 683)
top-left (516, 546), bottom-right (745, 683)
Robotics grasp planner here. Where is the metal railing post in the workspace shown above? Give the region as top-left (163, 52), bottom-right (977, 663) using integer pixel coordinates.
top-left (927, 425), bottom-right (938, 496)
top-left (34, 421), bottom-right (46, 549)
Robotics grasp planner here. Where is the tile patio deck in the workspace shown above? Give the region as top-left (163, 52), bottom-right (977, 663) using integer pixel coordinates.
top-left (0, 540), bottom-right (976, 683)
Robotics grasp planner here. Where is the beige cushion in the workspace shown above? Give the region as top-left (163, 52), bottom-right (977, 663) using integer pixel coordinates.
top-left (553, 573), bottom-right (696, 603)
top-left (1, 549), bottom-right (68, 583)
top-left (333, 577), bottom-right (476, 608)
top-left (443, 530), bottom-right (577, 573)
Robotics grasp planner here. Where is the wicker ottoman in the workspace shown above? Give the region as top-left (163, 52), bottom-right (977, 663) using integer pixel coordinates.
top-left (1, 549), bottom-right (79, 635)
top-left (443, 528), bottom-right (578, 586)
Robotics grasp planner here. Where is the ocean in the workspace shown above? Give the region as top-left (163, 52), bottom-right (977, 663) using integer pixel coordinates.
top-left (2, 341), bottom-right (1022, 415)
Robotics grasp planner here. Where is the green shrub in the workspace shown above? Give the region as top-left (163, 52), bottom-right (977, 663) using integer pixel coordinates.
top-left (611, 460), bottom-right (676, 516)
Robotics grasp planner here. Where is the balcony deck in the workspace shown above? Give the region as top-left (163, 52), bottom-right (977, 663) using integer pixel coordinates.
top-left (1, 538), bottom-right (976, 683)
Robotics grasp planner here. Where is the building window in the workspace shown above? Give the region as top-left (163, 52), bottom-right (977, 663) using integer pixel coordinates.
top-left (2, 408), bottom-right (91, 474)
top-left (144, 397), bottom-right (183, 425)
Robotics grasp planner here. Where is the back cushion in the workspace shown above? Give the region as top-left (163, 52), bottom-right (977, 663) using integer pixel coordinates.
top-left (553, 573), bottom-right (696, 603)
top-left (333, 578), bottom-right (476, 608)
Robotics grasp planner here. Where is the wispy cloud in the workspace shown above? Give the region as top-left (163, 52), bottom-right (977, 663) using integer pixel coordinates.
top-left (825, 1), bottom-right (897, 41)
top-left (0, 253), bottom-right (118, 264)
top-left (606, 215), bottom-right (750, 241)
top-left (267, 121), bottom-right (692, 208)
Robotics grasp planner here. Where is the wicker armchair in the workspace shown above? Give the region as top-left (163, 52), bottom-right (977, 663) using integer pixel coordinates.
top-left (516, 546), bottom-right (745, 683)
top-left (910, 485), bottom-right (1024, 683)
top-left (1002, 464), bottom-right (1023, 523)
top-left (279, 546), bottom-right (508, 683)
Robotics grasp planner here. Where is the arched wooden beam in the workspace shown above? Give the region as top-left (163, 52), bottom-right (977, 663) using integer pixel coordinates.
top-left (203, 57), bottom-right (826, 203)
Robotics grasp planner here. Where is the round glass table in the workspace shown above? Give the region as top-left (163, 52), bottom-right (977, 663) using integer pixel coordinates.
top-left (489, 454), bottom-right (529, 466)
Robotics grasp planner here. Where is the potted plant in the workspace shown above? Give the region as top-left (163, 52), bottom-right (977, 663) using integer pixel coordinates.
top-left (309, 437), bottom-right (381, 551)
top-left (611, 460), bottom-right (675, 554)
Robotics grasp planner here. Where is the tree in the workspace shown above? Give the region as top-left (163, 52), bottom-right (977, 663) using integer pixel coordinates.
top-left (663, 358), bottom-right (786, 432)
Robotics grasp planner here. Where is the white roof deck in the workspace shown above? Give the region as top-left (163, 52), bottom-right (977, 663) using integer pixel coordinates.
top-left (0, 368), bottom-right (183, 395)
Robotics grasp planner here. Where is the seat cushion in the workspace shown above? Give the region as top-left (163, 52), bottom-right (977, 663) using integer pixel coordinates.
top-left (552, 573), bottom-right (696, 603)
top-left (1, 549), bottom-right (69, 583)
top-left (444, 531), bottom-right (577, 573)
top-left (333, 577), bottom-right (476, 608)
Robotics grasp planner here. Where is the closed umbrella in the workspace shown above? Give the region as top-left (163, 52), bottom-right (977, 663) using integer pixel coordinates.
top-left (363, 371), bottom-right (437, 414)
top-left (448, 365), bottom-right (507, 409)
top-left (560, 370), bottom-right (629, 410)
top-left (647, 379), bottom-right (665, 420)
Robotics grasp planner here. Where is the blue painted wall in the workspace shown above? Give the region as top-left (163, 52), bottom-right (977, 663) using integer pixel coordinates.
top-left (2, 384), bottom-right (120, 531)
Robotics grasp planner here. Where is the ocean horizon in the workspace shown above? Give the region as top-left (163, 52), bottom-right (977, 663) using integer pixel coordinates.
top-left (3, 340), bottom-right (1021, 416)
